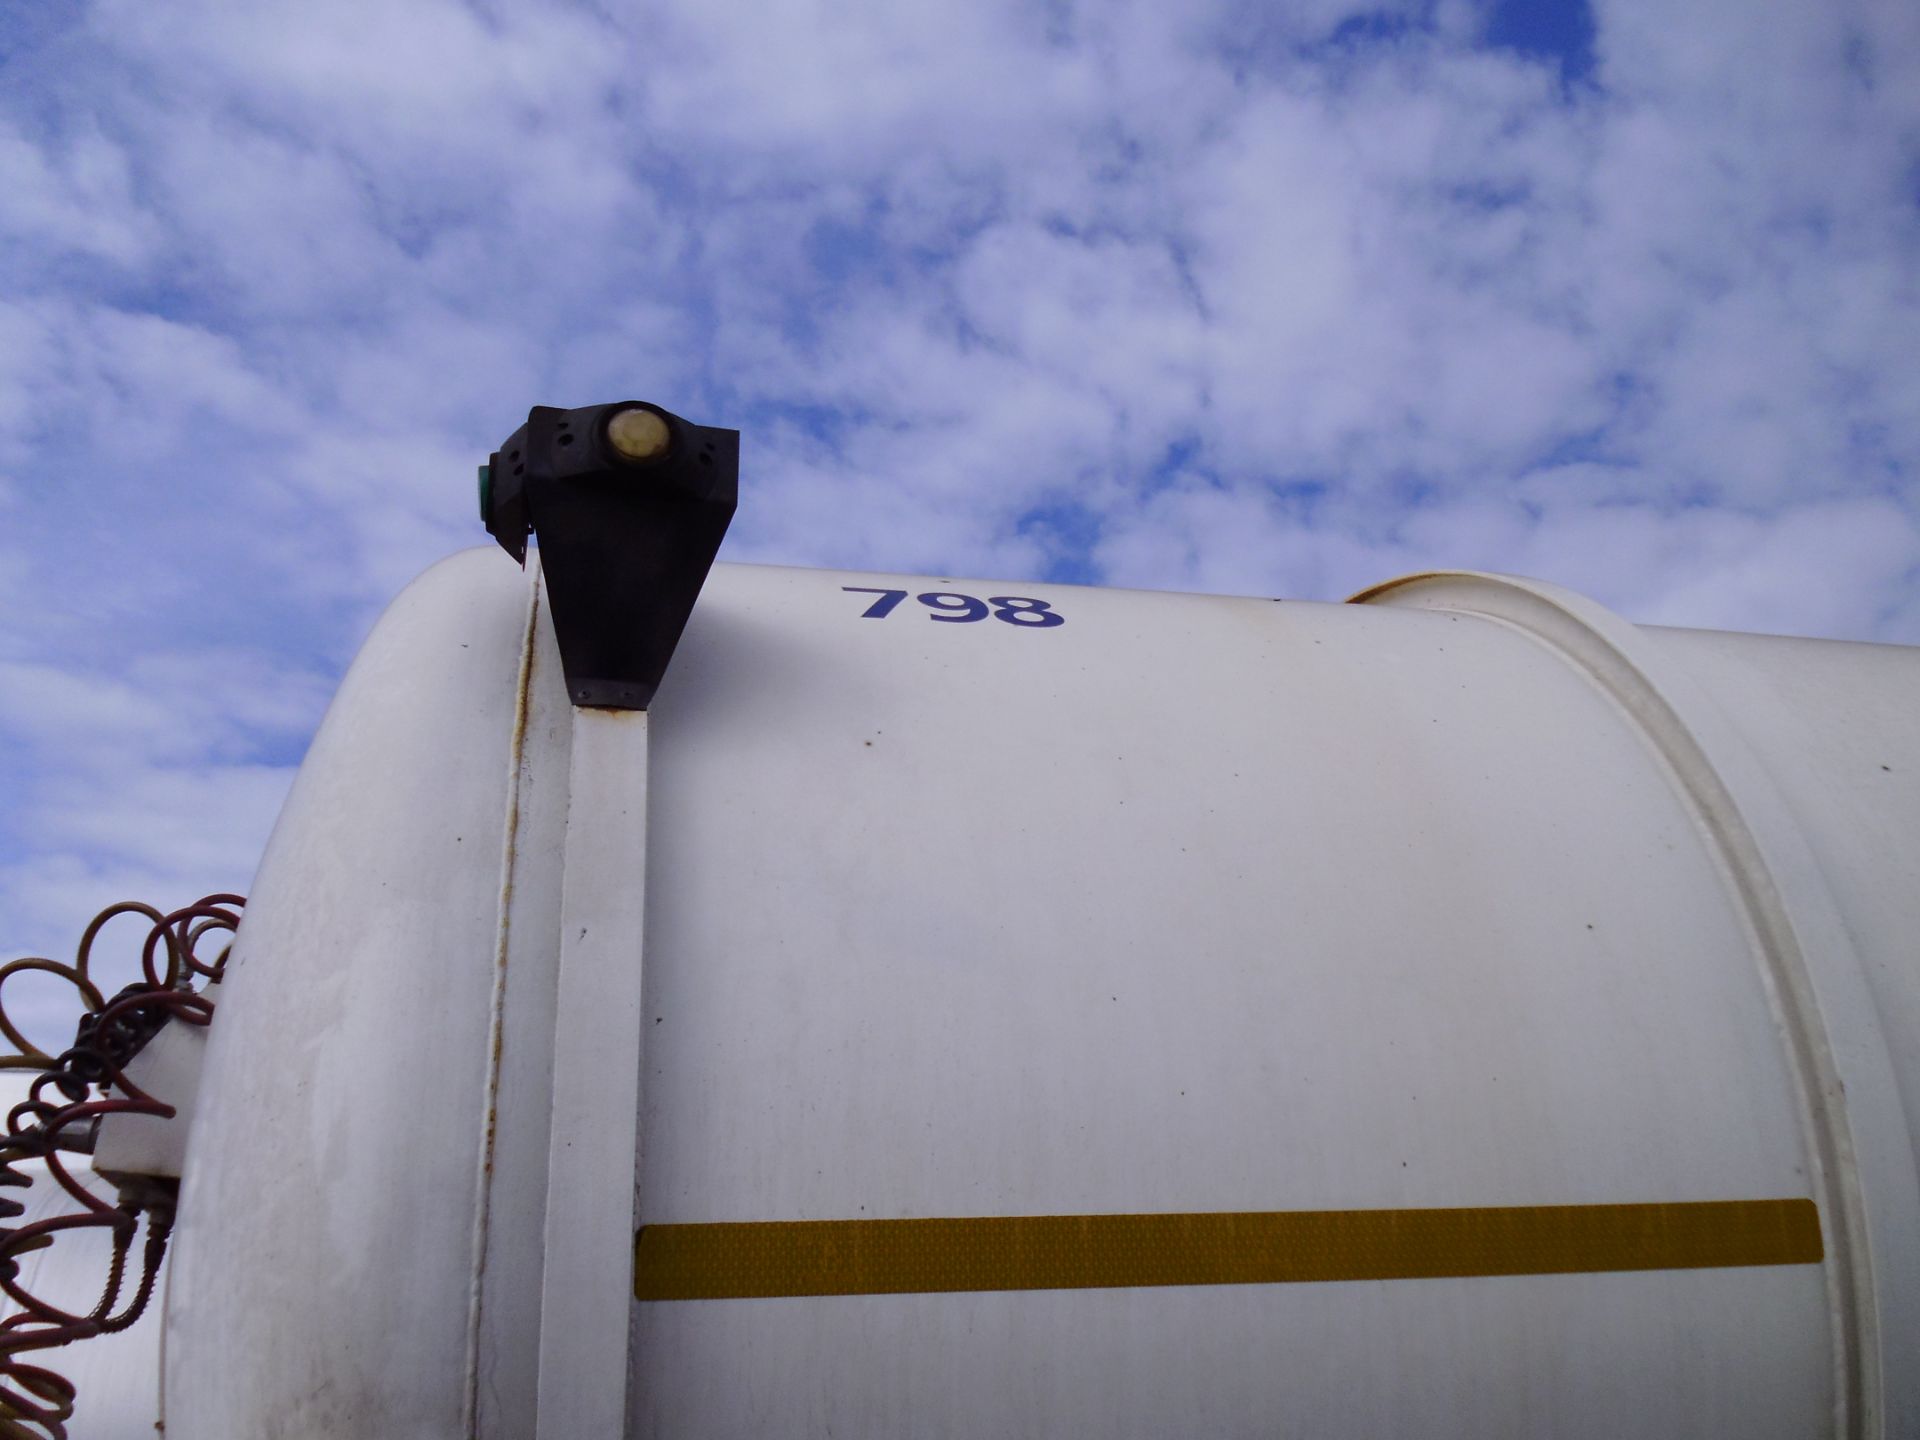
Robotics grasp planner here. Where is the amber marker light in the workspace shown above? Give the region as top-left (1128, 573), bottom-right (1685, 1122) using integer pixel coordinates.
top-left (606, 406), bottom-right (672, 464)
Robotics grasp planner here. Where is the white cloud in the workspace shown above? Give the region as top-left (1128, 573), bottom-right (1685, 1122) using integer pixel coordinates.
top-left (0, 0), bottom-right (1915, 960)
top-left (0, 118), bottom-right (154, 268)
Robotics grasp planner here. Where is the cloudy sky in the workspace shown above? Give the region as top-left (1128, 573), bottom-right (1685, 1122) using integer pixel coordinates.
top-left (0, 0), bottom-right (1916, 1006)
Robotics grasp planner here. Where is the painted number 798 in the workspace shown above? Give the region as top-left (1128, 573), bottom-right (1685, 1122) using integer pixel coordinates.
top-left (843, 587), bottom-right (1065, 628)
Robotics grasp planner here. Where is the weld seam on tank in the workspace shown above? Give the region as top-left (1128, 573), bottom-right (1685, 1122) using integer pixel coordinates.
top-left (461, 562), bottom-right (546, 1434)
top-left (1352, 571), bottom-right (1884, 1439)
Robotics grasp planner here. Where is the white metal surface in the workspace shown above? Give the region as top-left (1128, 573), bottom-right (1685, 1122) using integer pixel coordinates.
top-left (535, 706), bottom-right (650, 1438)
top-left (164, 551), bottom-right (535, 1439)
top-left (161, 550), bottom-right (1920, 1438)
top-left (92, 984), bottom-right (214, 1183)
top-left (1356, 571), bottom-right (1920, 1437)
top-left (466, 568), bottom-right (571, 1440)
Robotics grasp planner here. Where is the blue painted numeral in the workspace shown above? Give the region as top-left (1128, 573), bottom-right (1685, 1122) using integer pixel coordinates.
top-left (842, 587), bottom-right (908, 618)
top-left (843, 587), bottom-right (1065, 628)
top-left (988, 596), bottom-right (1064, 628)
top-left (918, 592), bottom-right (988, 622)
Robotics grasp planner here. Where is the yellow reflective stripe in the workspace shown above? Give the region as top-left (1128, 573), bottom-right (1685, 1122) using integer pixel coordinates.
top-left (634, 1198), bottom-right (1821, 1301)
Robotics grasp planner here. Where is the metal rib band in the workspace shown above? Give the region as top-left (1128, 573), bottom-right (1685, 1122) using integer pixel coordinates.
top-left (635, 1198), bottom-right (1821, 1300)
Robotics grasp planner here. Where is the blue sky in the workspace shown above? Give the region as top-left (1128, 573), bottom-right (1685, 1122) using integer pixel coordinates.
top-left (0, 0), bottom-right (1917, 994)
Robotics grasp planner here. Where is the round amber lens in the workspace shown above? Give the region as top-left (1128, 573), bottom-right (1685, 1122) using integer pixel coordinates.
top-left (607, 408), bottom-right (671, 463)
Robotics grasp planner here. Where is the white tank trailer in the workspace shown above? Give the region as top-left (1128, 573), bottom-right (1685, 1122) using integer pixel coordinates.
top-left (6, 401), bottom-right (1918, 1438)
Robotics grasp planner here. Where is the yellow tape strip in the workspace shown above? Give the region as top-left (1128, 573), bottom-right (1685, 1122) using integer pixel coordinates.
top-left (634, 1199), bottom-right (1820, 1301)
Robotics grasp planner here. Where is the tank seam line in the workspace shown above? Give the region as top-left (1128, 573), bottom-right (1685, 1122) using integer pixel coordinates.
top-left (462, 564), bottom-right (543, 1438)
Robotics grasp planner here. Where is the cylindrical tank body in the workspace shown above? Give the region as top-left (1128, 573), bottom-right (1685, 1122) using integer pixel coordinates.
top-left (164, 552), bottom-right (1920, 1437)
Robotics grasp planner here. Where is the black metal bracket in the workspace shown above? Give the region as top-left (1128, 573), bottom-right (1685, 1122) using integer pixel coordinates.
top-left (481, 401), bottom-right (738, 710)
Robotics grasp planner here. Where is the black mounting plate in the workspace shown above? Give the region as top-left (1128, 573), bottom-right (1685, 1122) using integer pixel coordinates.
top-left (483, 401), bottom-right (738, 710)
